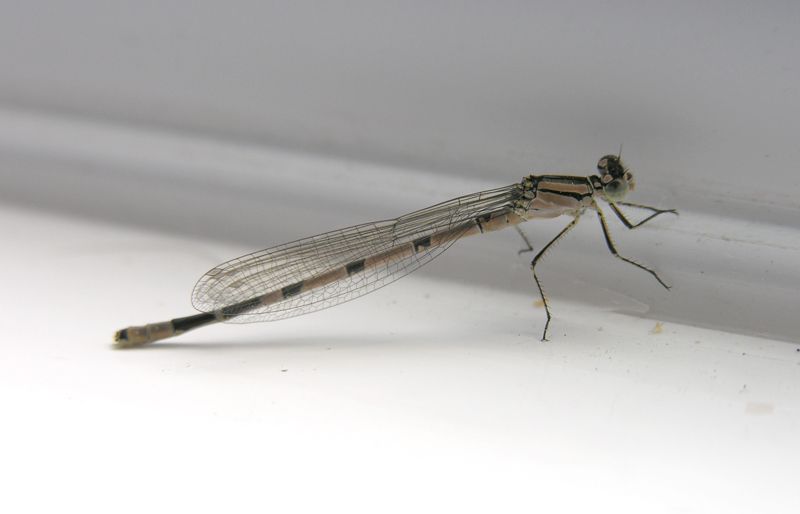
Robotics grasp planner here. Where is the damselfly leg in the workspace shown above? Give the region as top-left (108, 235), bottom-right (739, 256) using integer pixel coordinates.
top-left (609, 202), bottom-right (678, 229)
top-left (595, 200), bottom-right (674, 290)
top-left (527, 215), bottom-right (583, 341)
top-left (526, 201), bottom-right (676, 340)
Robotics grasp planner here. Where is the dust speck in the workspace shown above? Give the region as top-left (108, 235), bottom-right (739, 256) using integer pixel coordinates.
top-left (745, 402), bottom-right (774, 415)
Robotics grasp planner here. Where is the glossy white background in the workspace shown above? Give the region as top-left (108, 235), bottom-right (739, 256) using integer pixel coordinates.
top-left (1, 2), bottom-right (798, 512)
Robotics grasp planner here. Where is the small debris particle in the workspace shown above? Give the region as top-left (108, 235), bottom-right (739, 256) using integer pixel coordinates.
top-left (745, 402), bottom-right (774, 415)
top-left (651, 322), bottom-right (664, 334)
top-left (695, 340), bottom-right (701, 344)
top-left (534, 300), bottom-right (544, 308)
top-left (281, 369), bottom-right (288, 372)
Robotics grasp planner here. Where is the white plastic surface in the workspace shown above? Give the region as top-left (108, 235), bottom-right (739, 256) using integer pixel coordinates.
top-left (2, 203), bottom-right (799, 512)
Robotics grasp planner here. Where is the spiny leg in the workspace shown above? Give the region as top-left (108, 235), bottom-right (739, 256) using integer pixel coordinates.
top-left (515, 226), bottom-right (535, 256)
top-left (610, 202), bottom-right (678, 229)
top-left (529, 215), bottom-right (582, 341)
top-left (595, 202), bottom-right (671, 289)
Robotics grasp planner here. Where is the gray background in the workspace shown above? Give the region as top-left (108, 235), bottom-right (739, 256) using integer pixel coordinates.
top-left (2, 2), bottom-right (798, 200)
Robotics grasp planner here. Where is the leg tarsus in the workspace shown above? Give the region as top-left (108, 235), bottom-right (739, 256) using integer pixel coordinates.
top-left (610, 202), bottom-right (678, 230)
top-left (515, 226), bottom-right (534, 256)
top-left (534, 273), bottom-right (551, 341)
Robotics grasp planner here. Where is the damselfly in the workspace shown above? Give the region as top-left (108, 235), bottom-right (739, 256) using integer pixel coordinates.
top-left (114, 154), bottom-right (676, 347)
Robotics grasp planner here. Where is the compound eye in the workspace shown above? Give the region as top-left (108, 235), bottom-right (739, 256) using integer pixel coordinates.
top-left (603, 178), bottom-right (630, 202)
top-left (597, 154), bottom-right (623, 178)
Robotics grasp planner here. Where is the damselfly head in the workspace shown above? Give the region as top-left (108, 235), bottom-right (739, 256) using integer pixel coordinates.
top-left (597, 154), bottom-right (635, 202)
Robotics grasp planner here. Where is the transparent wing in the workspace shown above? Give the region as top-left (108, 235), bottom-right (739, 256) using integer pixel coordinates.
top-left (192, 184), bottom-right (521, 323)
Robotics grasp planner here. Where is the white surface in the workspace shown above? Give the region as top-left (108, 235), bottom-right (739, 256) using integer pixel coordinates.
top-left (2, 203), bottom-right (800, 512)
